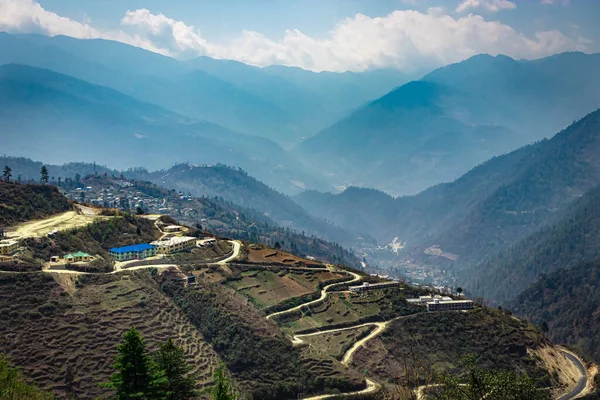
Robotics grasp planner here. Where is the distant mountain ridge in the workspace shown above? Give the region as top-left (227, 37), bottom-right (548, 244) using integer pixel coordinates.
top-left (296, 108), bottom-right (600, 284)
top-left (294, 52), bottom-right (600, 195)
top-left (0, 32), bottom-right (412, 146)
top-left (0, 63), bottom-right (327, 195)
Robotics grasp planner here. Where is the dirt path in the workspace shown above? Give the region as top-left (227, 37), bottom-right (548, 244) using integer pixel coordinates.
top-left (301, 378), bottom-right (379, 400)
top-left (217, 241), bottom-right (241, 264)
top-left (44, 264), bottom-right (179, 275)
top-left (6, 208), bottom-right (103, 239)
top-left (265, 271), bottom-right (361, 320)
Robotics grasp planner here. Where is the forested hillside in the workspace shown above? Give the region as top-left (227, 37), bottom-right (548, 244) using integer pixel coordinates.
top-left (0, 181), bottom-right (71, 226)
top-left (513, 260), bottom-right (600, 362)
top-left (469, 185), bottom-right (600, 305)
top-left (297, 108), bottom-right (600, 267)
top-left (294, 52), bottom-right (600, 194)
top-left (132, 164), bottom-right (365, 248)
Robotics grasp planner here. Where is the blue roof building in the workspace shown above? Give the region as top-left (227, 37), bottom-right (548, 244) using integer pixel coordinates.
top-left (109, 244), bottom-right (156, 261)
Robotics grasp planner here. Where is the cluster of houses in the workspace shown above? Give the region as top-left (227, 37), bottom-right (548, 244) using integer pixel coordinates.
top-left (407, 294), bottom-right (474, 312)
top-left (64, 181), bottom-right (195, 216)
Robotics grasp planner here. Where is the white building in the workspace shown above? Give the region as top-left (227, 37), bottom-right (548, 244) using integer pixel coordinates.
top-left (151, 236), bottom-right (197, 254)
top-left (0, 240), bottom-right (18, 255)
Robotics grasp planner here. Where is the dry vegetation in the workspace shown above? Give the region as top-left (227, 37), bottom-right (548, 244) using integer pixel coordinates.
top-left (225, 268), bottom-right (346, 309)
top-left (277, 288), bottom-right (423, 333)
top-left (246, 245), bottom-right (323, 267)
top-left (0, 271), bottom-right (220, 399)
top-left (352, 308), bottom-right (554, 390)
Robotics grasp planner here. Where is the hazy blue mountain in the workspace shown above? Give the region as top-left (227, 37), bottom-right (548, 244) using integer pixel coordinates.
top-left (264, 65), bottom-right (414, 119)
top-left (296, 109), bottom-right (600, 266)
top-left (423, 52), bottom-right (600, 135)
top-left (294, 52), bottom-right (600, 195)
top-left (3, 33), bottom-right (411, 146)
top-left (295, 80), bottom-right (522, 195)
top-left (0, 64), bottom-right (328, 195)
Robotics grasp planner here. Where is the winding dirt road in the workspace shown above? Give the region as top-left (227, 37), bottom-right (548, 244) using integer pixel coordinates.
top-left (265, 271), bottom-right (361, 320)
top-left (301, 378), bottom-right (380, 400)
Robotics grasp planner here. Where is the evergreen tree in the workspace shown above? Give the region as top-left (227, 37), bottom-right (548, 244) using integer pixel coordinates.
top-left (105, 327), bottom-right (165, 399)
top-left (40, 166), bottom-right (49, 184)
top-left (210, 364), bottom-right (236, 400)
top-left (2, 166), bottom-right (11, 182)
top-left (154, 339), bottom-right (196, 400)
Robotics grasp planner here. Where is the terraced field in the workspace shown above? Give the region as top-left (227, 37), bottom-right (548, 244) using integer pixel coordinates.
top-left (226, 269), bottom-right (346, 309)
top-left (278, 290), bottom-right (393, 332)
top-left (298, 325), bottom-right (376, 361)
top-left (0, 271), bottom-right (219, 399)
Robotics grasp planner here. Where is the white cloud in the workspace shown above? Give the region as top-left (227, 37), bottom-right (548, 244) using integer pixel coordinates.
top-left (541, 0), bottom-right (570, 5)
top-left (456, 0), bottom-right (517, 13)
top-left (0, 0), bottom-right (589, 73)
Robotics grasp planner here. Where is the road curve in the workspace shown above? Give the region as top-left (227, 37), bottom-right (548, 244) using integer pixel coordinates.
top-left (301, 378), bottom-right (379, 400)
top-left (558, 349), bottom-right (588, 400)
top-left (265, 271), bottom-right (362, 320)
top-left (217, 240), bottom-right (241, 264)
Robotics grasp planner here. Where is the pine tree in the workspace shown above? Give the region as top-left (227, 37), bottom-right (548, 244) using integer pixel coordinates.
top-left (105, 327), bottom-right (165, 399)
top-left (154, 339), bottom-right (196, 400)
top-left (40, 166), bottom-right (49, 184)
top-left (2, 166), bottom-right (11, 182)
top-left (210, 364), bottom-right (236, 400)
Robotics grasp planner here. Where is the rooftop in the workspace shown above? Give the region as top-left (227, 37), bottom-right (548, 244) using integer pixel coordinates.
top-left (109, 244), bottom-right (155, 254)
top-left (151, 236), bottom-right (196, 247)
top-left (64, 251), bottom-right (91, 258)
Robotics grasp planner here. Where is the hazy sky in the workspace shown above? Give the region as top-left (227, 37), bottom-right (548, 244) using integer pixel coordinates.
top-left (1, 0), bottom-right (598, 72)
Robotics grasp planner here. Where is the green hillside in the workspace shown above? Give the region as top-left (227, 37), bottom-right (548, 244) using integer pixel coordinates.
top-left (513, 260), bottom-right (600, 363)
top-left (470, 186), bottom-right (600, 305)
top-left (0, 181), bottom-right (71, 227)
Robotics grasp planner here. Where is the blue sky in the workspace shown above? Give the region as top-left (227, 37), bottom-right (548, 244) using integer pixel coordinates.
top-left (1, 0), bottom-right (599, 71)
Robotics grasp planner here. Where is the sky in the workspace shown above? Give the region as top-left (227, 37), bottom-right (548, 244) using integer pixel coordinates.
top-left (0, 0), bottom-right (598, 72)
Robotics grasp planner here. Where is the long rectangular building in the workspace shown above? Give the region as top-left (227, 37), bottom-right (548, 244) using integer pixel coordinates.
top-left (349, 281), bottom-right (401, 293)
top-left (109, 244), bottom-right (156, 262)
top-left (151, 236), bottom-right (197, 254)
top-left (427, 299), bottom-right (474, 312)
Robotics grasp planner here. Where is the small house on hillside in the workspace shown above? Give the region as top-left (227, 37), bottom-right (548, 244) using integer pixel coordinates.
top-left (64, 251), bottom-right (92, 262)
top-left (159, 267), bottom-right (195, 287)
top-left (163, 225), bottom-right (182, 233)
top-left (109, 244), bottom-right (156, 262)
top-left (0, 240), bottom-right (18, 255)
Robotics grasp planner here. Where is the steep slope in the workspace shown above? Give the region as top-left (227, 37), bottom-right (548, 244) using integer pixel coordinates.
top-left (7, 33), bottom-right (410, 146)
top-left (296, 109), bottom-right (600, 266)
top-left (132, 164), bottom-right (366, 248)
top-left (474, 186), bottom-right (600, 305)
top-left (423, 53), bottom-right (600, 135)
top-left (295, 80), bottom-right (521, 195)
top-left (513, 260), bottom-right (600, 363)
top-left (7, 34), bottom-right (300, 145)
top-left (295, 53), bottom-right (600, 195)
top-left (0, 181), bottom-right (72, 227)
top-left (0, 64), bottom-right (325, 194)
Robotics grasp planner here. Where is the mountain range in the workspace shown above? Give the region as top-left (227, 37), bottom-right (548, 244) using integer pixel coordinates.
top-left (0, 32), bottom-right (412, 147)
top-left (295, 53), bottom-right (600, 195)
